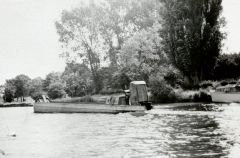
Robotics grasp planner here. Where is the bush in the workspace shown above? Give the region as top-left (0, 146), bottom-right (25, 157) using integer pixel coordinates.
top-left (47, 82), bottom-right (66, 99)
top-left (3, 89), bottom-right (14, 102)
top-left (213, 53), bottom-right (240, 80)
top-left (30, 91), bottom-right (44, 102)
top-left (193, 91), bottom-right (212, 102)
top-left (220, 81), bottom-right (228, 86)
top-left (78, 95), bottom-right (94, 102)
top-left (164, 70), bottom-right (182, 87)
top-left (149, 75), bottom-right (179, 103)
top-left (180, 78), bottom-right (199, 90)
top-left (111, 70), bottom-right (131, 90)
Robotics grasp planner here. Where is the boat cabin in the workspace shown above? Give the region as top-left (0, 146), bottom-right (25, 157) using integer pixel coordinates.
top-left (106, 81), bottom-right (150, 107)
top-left (129, 81), bottom-right (149, 105)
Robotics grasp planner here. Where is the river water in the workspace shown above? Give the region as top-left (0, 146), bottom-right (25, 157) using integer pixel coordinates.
top-left (0, 103), bottom-right (240, 158)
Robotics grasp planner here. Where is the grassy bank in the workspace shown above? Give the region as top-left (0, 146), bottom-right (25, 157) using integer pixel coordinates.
top-left (149, 89), bottom-right (212, 104)
top-left (51, 89), bottom-right (212, 105)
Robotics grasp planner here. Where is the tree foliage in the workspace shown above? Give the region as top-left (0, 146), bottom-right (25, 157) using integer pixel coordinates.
top-left (55, 3), bottom-right (107, 93)
top-left (149, 73), bottom-right (178, 103)
top-left (62, 62), bottom-right (92, 97)
top-left (3, 79), bottom-right (16, 102)
top-left (3, 0), bottom-right (229, 103)
top-left (160, 0), bottom-right (224, 84)
top-left (14, 74), bottom-right (31, 101)
top-left (47, 82), bottom-right (66, 99)
top-left (29, 77), bottom-right (44, 101)
top-left (120, 23), bottom-right (167, 82)
top-left (213, 53), bottom-right (240, 80)
top-left (111, 69), bottom-right (131, 90)
top-left (43, 72), bottom-right (62, 91)
top-left (55, 0), bottom-right (161, 93)
top-left (3, 74), bottom-right (31, 102)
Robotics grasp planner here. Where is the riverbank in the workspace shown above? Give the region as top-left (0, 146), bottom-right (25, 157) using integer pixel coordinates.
top-left (52, 90), bottom-right (212, 105)
top-left (0, 102), bottom-right (33, 107)
top-left (0, 89), bottom-right (214, 108)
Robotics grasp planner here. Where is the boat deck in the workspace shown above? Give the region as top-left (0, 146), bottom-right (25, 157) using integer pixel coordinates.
top-left (34, 102), bottom-right (146, 114)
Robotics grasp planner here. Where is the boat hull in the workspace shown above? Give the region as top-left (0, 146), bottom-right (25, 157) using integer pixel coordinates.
top-left (33, 102), bottom-right (146, 114)
top-left (211, 92), bottom-right (240, 103)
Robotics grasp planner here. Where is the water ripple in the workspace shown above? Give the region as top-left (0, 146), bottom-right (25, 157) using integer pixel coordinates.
top-left (0, 104), bottom-right (240, 157)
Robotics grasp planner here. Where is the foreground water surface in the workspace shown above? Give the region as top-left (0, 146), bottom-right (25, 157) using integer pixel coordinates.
top-left (0, 103), bottom-right (240, 158)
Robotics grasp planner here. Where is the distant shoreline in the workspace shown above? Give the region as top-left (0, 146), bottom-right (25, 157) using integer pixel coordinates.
top-left (0, 102), bottom-right (33, 107)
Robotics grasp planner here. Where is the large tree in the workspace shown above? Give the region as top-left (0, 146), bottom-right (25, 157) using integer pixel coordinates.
top-left (29, 77), bottom-right (44, 101)
top-left (4, 79), bottom-right (16, 102)
top-left (43, 72), bottom-right (62, 91)
top-left (55, 2), bottom-right (107, 93)
top-left (55, 0), bottom-right (161, 93)
top-left (160, 0), bottom-right (224, 85)
top-left (14, 74), bottom-right (31, 101)
top-left (119, 23), bottom-right (167, 82)
top-left (100, 0), bottom-right (162, 69)
top-left (47, 82), bottom-right (66, 99)
top-left (62, 62), bottom-right (92, 96)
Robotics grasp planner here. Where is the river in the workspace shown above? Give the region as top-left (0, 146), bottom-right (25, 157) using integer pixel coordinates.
top-left (0, 103), bottom-right (240, 158)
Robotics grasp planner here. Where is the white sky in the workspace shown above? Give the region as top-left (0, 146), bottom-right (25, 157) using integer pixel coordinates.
top-left (0, 0), bottom-right (239, 84)
top-left (222, 0), bottom-right (240, 53)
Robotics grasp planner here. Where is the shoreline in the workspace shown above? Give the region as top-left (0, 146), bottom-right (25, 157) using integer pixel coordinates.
top-left (0, 102), bottom-right (33, 107)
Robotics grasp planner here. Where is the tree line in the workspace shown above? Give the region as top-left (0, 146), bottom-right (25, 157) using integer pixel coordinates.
top-left (55, 0), bottom-right (225, 95)
top-left (4, 52), bottom-right (239, 103)
top-left (213, 53), bottom-right (240, 80)
top-left (4, 0), bottom-right (239, 102)
top-left (2, 62), bottom-right (91, 102)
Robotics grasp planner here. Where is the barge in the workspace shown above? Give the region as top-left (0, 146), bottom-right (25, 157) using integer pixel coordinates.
top-left (34, 103), bottom-right (146, 114)
top-left (33, 81), bottom-right (152, 114)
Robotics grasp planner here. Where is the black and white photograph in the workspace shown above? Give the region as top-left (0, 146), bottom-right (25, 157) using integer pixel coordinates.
top-left (0, 0), bottom-right (240, 157)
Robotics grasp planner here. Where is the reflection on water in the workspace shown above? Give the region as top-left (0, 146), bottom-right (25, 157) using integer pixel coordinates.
top-left (0, 103), bottom-right (240, 158)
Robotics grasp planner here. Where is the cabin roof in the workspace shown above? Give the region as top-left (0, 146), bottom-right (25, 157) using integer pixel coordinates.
top-left (130, 81), bottom-right (146, 85)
